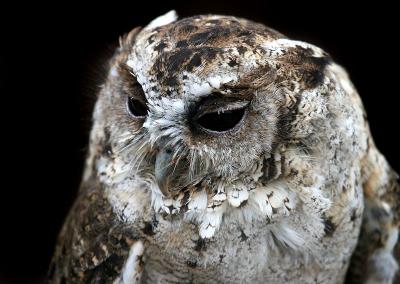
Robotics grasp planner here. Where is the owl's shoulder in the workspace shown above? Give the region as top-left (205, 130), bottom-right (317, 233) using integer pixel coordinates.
top-left (48, 178), bottom-right (142, 283)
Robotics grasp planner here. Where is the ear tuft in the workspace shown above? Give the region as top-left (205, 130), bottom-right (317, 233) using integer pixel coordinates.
top-left (145, 10), bottom-right (178, 30)
top-left (119, 27), bottom-right (142, 51)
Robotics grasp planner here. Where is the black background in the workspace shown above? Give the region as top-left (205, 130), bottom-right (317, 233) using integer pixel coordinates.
top-left (1, 1), bottom-right (399, 283)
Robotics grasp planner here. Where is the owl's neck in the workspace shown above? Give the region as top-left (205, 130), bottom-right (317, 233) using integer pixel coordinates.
top-left (96, 145), bottom-right (330, 255)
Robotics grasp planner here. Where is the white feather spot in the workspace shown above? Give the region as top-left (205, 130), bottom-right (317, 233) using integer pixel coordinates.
top-left (227, 184), bottom-right (249, 207)
top-left (212, 191), bottom-right (227, 202)
top-left (263, 38), bottom-right (326, 58)
top-left (120, 240), bottom-right (144, 284)
top-left (188, 190), bottom-right (208, 211)
top-left (251, 187), bottom-right (273, 218)
top-left (208, 74), bottom-right (237, 89)
top-left (189, 82), bottom-right (213, 96)
top-left (199, 210), bottom-right (223, 238)
top-left (268, 188), bottom-right (287, 209)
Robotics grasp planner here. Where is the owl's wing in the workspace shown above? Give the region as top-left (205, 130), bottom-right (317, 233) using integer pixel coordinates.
top-left (346, 143), bottom-right (400, 283)
top-left (48, 178), bottom-right (145, 284)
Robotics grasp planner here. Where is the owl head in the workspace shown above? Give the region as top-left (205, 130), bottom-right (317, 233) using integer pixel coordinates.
top-left (88, 11), bottom-right (333, 238)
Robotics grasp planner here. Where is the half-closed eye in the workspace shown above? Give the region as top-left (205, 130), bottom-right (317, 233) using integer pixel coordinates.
top-left (193, 95), bottom-right (249, 133)
top-left (127, 96), bottom-right (148, 118)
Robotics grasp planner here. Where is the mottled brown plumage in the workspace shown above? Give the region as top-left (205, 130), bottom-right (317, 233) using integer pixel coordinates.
top-left (49, 11), bottom-right (399, 283)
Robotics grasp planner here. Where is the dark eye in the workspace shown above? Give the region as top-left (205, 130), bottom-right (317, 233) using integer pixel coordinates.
top-left (126, 97), bottom-right (148, 118)
top-left (196, 107), bottom-right (246, 132)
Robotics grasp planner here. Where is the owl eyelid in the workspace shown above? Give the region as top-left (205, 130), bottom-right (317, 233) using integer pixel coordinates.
top-left (192, 96), bottom-right (250, 134)
top-left (194, 106), bottom-right (248, 134)
top-left (194, 97), bottom-right (250, 119)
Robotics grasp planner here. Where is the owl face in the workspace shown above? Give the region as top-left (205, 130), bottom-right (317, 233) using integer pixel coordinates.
top-left (95, 12), bottom-right (329, 201)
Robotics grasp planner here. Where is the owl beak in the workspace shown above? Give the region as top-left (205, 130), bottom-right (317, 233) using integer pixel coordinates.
top-left (155, 147), bottom-right (175, 197)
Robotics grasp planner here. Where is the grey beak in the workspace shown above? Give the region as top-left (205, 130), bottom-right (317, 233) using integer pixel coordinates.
top-left (155, 147), bottom-right (175, 197)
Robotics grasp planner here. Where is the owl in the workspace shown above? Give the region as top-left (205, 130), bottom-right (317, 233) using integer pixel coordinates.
top-left (49, 11), bottom-right (400, 283)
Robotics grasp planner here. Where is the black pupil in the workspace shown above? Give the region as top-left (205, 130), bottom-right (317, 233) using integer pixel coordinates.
top-left (127, 97), bottom-right (148, 117)
top-left (196, 108), bottom-right (245, 132)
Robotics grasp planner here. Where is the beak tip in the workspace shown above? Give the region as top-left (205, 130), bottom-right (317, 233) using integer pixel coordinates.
top-left (157, 183), bottom-right (169, 197)
top-left (155, 147), bottom-right (175, 197)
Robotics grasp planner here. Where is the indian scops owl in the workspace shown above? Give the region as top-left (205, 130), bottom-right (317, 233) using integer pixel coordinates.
top-left (49, 11), bottom-right (400, 283)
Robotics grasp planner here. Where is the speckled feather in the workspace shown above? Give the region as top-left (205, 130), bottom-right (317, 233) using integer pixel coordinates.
top-left (49, 11), bottom-right (400, 283)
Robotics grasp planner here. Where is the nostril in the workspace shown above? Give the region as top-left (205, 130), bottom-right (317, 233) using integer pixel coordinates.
top-left (165, 148), bottom-right (173, 154)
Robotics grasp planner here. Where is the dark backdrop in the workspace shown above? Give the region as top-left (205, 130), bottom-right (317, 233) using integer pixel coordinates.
top-left (1, 1), bottom-right (399, 283)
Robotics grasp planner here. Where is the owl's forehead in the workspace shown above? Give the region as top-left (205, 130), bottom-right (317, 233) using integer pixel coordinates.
top-left (127, 15), bottom-right (285, 101)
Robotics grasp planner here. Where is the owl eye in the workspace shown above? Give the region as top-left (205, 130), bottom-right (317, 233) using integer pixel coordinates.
top-left (194, 97), bottom-right (249, 133)
top-left (196, 108), bottom-right (246, 132)
top-left (126, 97), bottom-right (148, 118)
